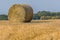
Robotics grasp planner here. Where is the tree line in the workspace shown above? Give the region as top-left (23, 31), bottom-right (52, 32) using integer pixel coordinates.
top-left (33, 11), bottom-right (60, 20)
top-left (0, 15), bottom-right (8, 20)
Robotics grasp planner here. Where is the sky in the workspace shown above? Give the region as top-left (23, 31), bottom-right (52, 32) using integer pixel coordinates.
top-left (0, 0), bottom-right (60, 15)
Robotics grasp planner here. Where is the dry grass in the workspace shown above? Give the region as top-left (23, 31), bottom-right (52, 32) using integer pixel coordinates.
top-left (0, 19), bottom-right (60, 40)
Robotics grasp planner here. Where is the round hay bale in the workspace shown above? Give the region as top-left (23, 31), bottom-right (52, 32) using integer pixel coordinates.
top-left (8, 4), bottom-right (33, 23)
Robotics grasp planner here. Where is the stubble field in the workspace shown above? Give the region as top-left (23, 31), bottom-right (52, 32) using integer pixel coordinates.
top-left (0, 19), bottom-right (60, 40)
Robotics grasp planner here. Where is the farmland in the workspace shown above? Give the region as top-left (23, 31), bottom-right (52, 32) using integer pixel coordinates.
top-left (0, 19), bottom-right (60, 40)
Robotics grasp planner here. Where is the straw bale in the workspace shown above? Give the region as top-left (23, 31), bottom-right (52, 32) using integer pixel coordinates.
top-left (8, 4), bottom-right (33, 23)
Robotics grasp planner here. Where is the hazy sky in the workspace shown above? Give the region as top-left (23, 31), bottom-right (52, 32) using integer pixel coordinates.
top-left (0, 0), bottom-right (60, 14)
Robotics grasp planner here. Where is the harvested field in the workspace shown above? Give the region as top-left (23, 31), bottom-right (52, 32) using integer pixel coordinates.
top-left (0, 19), bottom-right (60, 40)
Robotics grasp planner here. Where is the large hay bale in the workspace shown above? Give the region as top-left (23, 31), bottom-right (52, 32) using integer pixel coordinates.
top-left (8, 4), bottom-right (33, 23)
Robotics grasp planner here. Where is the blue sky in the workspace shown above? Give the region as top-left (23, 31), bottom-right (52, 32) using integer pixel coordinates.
top-left (0, 0), bottom-right (60, 15)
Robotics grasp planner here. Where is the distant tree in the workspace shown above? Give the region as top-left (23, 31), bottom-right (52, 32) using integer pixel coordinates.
top-left (0, 15), bottom-right (8, 20)
top-left (51, 12), bottom-right (56, 16)
top-left (37, 11), bottom-right (51, 16)
top-left (33, 14), bottom-right (40, 20)
top-left (56, 12), bottom-right (60, 16)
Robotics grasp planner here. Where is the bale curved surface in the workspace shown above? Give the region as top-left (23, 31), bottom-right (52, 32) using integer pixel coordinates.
top-left (21, 4), bottom-right (33, 22)
top-left (8, 4), bottom-right (33, 23)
